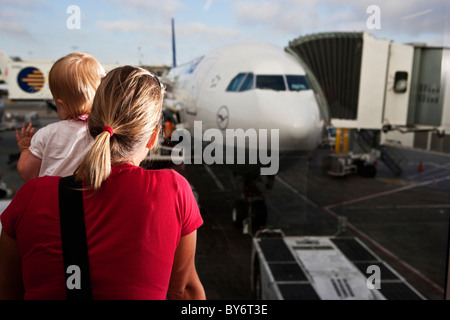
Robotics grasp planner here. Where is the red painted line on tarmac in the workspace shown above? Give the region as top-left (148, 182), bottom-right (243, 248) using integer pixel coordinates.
top-left (278, 175), bottom-right (448, 297)
top-left (325, 174), bottom-right (450, 208)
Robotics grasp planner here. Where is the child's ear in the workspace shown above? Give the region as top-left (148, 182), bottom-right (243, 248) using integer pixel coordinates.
top-left (55, 99), bottom-right (65, 109)
top-left (146, 127), bottom-right (160, 150)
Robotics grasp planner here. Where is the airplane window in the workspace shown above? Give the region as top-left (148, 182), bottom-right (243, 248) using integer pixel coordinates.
top-left (239, 73), bottom-right (254, 91)
top-left (286, 75), bottom-right (310, 91)
top-left (226, 73), bottom-right (247, 92)
top-left (256, 75), bottom-right (286, 91)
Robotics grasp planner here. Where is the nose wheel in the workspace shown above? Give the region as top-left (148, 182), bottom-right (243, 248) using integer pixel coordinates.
top-left (231, 179), bottom-right (267, 234)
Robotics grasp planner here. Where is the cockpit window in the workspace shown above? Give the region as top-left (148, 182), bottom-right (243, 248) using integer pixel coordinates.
top-left (239, 73), bottom-right (254, 91)
top-left (226, 73), bottom-right (310, 92)
top-left (256, 75), bottom-right (285, 91)
top-left (286, 75), bottom-right (310, 91)
top-left (226, 73), bottom-right (247, 91)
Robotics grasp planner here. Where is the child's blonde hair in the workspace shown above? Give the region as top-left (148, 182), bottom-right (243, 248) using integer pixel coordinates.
top-left (76, 66), bottom-right (165, 190)
top-left (49, 52), bottom-right (105, 118)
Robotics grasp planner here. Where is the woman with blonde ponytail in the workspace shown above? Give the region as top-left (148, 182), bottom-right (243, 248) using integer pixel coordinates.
top-left (76, 65), bottom-right (165, 190)
top-left (0, 66), bottom-right (205, 300)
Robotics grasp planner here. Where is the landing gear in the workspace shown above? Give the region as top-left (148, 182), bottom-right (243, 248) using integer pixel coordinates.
top-left (231, 175), bottom-right (268, 234)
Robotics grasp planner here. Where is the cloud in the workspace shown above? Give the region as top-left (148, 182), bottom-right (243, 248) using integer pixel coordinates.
top-left (107, 0), bottom-right (184, 20)
top-left (0, 20), bottom-right (31, 37)
top-left (204, 0), bottom-right (214, 11)
top-left (98, 19), bottom-right (241, 44)
top-left (98, 20), bottom-right (154, 33)
top-left (178, 22), bottom-right (241, 39)
top-left (0, 5), bottom-right (36, 38)
top-left (0, 0), bottom-right (42, 6)
top-left (402, 9), bottom-right (433, 20)
top-left (233, 1), bottom-right (282, 25)
top-left (230, 0), bottom-right (448, 43)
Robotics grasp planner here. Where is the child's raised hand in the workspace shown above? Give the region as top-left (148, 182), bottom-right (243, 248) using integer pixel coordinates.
top-left (16, 123), bottom-right (35, 152)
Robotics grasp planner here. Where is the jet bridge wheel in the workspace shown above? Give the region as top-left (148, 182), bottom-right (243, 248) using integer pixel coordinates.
top-left (232, 199), bottom-right (247, 228)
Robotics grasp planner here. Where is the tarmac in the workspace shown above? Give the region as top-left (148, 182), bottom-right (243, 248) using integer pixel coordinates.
top-left (1, 98), bottom-right (450, 300)
top-left (187, 148), bottom-right (450, 300)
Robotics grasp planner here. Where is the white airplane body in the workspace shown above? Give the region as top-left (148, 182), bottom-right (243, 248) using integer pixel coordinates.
top-left (164, 41), bottom-right (325, 163)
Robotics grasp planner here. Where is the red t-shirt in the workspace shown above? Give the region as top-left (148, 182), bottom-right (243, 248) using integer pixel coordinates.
top-left (0, 164), bottom-right (203, 300)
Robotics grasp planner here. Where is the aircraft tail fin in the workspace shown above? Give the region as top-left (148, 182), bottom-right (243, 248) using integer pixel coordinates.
top-left (171, 18), bottom-right (177, 68)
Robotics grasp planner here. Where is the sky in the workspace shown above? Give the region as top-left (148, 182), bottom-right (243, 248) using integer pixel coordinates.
top-left (0, 0), bottom-right (449, 66)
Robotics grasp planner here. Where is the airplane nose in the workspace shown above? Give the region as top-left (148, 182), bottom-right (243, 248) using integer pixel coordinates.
top-left (277, 105), bottom-right (322, 151)
top-left (256, 91), bottom-right (323, 152)
top-left (278, 119), bottom-right (319, 151)
top-left (286, 122), bottom-right (309, 140)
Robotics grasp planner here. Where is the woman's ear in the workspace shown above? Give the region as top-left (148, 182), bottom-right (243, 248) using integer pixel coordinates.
top-left (146, 127), bottom-right (161, 150)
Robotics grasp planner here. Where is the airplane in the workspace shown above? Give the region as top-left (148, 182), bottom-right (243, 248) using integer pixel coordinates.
top-left (159, 19), bottom-right (329, 233)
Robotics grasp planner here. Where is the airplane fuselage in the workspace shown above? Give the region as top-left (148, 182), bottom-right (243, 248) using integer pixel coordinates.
top-left (164, 42), bottom-right (326, 174)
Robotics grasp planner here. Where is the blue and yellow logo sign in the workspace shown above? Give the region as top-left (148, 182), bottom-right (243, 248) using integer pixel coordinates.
top-left (17, 67), bottom-right (45, 93)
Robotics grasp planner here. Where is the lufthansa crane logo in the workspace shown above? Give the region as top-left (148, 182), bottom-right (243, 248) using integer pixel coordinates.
top-left (17, 67), bottom-right (45, 93)
top-left (217, 105), bottom-right (229, 130)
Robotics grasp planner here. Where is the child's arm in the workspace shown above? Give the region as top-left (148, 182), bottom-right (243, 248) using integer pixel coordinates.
top-left (15, 123), bottom-right (41, 181)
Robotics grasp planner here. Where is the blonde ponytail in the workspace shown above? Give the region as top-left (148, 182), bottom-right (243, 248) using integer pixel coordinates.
top-left (76, 130), bottom-right (112, 190)
top-left (75, 66), bottom-right (164, 190)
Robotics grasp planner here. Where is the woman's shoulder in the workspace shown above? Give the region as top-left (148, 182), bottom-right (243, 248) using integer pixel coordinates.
top-left (7, 175), bottom-right (60, 206)
top-left (23, 175), bottom-right (61, 190)
top-left (151, 168), bottom-right (186, 180)
top-left (145, 168), bottom-right (190, 188)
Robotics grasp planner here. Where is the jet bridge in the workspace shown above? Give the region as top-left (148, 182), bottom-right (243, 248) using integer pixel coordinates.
top-left (285, 32), bottom-right (450, 176)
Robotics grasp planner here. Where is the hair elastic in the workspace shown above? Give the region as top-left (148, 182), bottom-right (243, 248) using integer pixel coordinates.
top-left (103, 126), bottom-right (114, 137)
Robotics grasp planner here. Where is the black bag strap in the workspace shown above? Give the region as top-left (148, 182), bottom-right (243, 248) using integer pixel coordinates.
top-left (58, 175), bottom-right (92, 300)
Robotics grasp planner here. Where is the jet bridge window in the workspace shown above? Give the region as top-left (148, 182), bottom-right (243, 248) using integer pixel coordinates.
top-left (256, 75), bottom-right (286, 91)
top-left (286, 75), bottom-right (310, 91)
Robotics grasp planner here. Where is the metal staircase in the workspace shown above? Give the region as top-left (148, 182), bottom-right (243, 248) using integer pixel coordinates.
top-left (358, 130), bottom-right (403, 176)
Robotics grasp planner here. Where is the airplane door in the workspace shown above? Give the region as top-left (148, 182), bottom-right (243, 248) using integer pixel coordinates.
top-left (185, 80), bottom-right (198, 116)
top-left (187, 57), bottom-right (219, 117)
